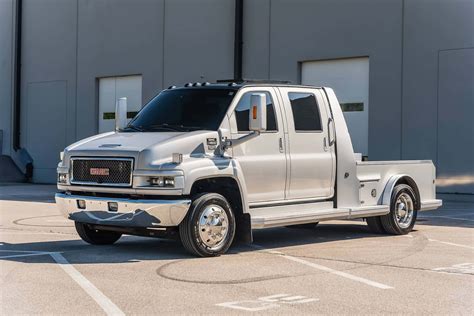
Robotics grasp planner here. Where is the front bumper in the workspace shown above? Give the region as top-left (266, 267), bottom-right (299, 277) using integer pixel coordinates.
top-left (55, 193), bottom-right (191, 228)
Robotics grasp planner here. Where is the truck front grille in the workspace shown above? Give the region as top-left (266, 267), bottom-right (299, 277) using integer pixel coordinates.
top-left (70, 158), bottom-right (133, 187)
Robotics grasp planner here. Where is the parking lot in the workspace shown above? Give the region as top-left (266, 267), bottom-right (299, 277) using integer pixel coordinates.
top-left (1, 184), bottom-right (473, 315)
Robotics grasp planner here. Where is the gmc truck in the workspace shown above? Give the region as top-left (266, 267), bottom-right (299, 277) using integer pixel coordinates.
top-left (56, 81), bottom-right (442, 257)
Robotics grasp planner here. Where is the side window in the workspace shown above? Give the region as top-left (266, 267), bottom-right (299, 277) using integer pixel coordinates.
top-left (235, 92), bottom-right (277, 132)
top-left (288, 92), bottom-right (322, 131)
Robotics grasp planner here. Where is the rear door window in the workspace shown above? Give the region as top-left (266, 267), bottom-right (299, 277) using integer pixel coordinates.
top-left (288, 92), bottom-right (322, 131)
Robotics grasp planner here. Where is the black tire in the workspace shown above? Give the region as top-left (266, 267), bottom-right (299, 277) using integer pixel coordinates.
top-left (74, 222), bottom-right (122, 245)
top-left (179, 193), bottom-right (236, 257)
top-left (366, 216), bottom-right (386, 234)
top-left (286, 222), bottom-right (319, 229)
top-left (380, 184), bottom-right (418, 235)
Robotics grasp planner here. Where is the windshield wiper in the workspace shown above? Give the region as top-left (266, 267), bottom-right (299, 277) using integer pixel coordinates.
top-left (121, 125), bottom-right (144, 132)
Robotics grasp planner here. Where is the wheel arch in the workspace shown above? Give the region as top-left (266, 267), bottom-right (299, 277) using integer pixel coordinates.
top-left (189, 176), bottom-right (252, 243)
top-left (382, 175), bottom-right (421, 210)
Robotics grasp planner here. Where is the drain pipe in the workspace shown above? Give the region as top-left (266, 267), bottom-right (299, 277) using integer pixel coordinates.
top-left (233, 0), bottom-right (243, 81)
top-left (13, 0), bottom-right (22, 151)
top-left (12, 0), bottom-right (33, 180)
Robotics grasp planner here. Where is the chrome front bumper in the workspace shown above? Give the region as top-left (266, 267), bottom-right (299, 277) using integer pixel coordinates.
top-left (55, 193), bottom-right (191, 228)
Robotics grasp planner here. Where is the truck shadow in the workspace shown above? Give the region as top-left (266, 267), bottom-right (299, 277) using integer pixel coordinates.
top-left (0, 221), bottom-right (395, 265)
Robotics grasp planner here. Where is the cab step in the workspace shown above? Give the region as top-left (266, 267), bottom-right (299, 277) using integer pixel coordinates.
top-left (249, 201), bottom-right (389, 229)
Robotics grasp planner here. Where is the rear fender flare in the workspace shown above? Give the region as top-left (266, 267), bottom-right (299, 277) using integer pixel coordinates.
top-left (382, 174), bottom-right (421, 210)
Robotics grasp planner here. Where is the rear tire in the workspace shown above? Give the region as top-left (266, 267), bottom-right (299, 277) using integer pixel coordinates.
top-left (74, 222), bottom-right (122, 245)
top-left (179, 193), bottom-right (236, 257)
top-left (380, 184), bottom-right (418, 235)
top-left (366, 216), bottom-right (386, 234)
top-left (286, 222), bottom-right (319, 229)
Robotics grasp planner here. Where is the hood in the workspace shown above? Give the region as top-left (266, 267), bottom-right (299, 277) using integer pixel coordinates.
top-left (63, 130), bottom-right (221, 170)
top-left (66, 131), bottom-right (184, 153)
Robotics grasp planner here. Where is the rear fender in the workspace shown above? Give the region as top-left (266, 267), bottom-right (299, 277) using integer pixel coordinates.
top-left (382, 175), bottom-right (421, 210)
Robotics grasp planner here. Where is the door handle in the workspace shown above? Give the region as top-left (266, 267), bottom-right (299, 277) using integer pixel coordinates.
top-left (279, 137), bottom-right (284, 153)
top-left (328, 117), bottom-right (335, 146)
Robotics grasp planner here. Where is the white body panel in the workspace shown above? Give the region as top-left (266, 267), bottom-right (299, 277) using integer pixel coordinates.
top-left (228, 87), bottom-right (287, 203)
top-left (277, 87), bottom-right (335, 200)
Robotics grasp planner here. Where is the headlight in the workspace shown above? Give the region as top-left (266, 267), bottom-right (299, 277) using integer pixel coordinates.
top-left (57, 173), bottom-right (68, 184)
top-left (59, 151), bottom-right (64, 161)
top-left (148, 176), bottom-right (175, 187)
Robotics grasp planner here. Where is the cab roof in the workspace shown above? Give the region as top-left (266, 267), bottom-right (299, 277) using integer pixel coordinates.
top-left (166, 79), bottom-right (322, 90)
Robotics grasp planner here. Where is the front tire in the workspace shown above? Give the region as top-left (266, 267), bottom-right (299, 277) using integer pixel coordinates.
top-left (179, 193), bottom-right (236, 257)
top-left (75, 222), bottom-right (122, 245)
top-left (366, 216), bottom-right (386, 234)
top-left (380, 184), bottom-right (418, 235)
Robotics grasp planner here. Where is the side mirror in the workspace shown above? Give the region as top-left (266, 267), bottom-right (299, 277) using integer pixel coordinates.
top-left (115, 97), bottom-right (128, 132)
top-left (249, 93), bottom-right (267, 132)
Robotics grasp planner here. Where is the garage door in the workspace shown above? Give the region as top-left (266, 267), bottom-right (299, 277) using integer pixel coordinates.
top-left (301, 57), bottom-right (369, 156)
top-left (98, 75), bottom-right (142, 133)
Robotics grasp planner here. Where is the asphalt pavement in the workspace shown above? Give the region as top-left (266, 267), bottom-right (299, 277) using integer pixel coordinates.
top-left (1, 184), bottom-right (473, 315)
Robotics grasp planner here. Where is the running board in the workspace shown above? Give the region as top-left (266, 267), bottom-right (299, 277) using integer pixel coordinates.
top-left (250, 202), bottom-right (389, 229)
top-left (420, 199), bottom-right (443, 211)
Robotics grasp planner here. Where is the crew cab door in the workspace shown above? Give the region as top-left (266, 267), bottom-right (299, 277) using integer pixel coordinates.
top-left (228, 87), bottom-right (287, 203)
top-left (277, 87), bottom-right (335, 200)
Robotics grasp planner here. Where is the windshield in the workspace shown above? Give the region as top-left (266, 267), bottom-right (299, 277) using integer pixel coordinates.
top-left (125, 88), bottom-right (236, 132)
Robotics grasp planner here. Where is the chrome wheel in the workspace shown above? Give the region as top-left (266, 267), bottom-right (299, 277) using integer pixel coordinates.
top-left (198, 204), bottom-right (229, 250)
top-left (395, 192), bottom-right (414, 229)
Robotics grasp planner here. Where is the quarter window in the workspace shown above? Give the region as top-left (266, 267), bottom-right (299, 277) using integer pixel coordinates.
top-left (288, 92), bottom-right (322, 131)
top-left (235, 92), bottom-right (278, 132)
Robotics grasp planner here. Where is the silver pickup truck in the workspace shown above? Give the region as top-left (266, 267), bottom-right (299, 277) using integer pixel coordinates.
top-left (56, 82), bottom-right (442, 257)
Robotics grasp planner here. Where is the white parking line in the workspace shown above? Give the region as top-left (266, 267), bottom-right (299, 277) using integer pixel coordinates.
top-left (282, 254), bottom-right (393, 289)
top-left (0, 249), bottom-right (124, 316)
top-left (50, 253), bottom-right (125, 316)
top-left (252, 245), bottom-right (393, 290)
top-left (428, 239), bottom-right (474, 250)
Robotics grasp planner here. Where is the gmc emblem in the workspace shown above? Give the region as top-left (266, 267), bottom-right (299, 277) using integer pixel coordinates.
top-left (90, 168), bottom-right (110, 176)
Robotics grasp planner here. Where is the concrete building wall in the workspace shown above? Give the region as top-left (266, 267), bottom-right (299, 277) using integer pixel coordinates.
top-left (243, 0), bottom-right (473, 193)
top-left (13, 0), bottom-right (234, 182)
top-left (401, 0), bottom-right (474, 193)
top-left (244, 0), bottom-right (404, 161)
top-left (1, 0), bottom-right (472, 193)
top-left (0, 0), bottom-right (14, 156)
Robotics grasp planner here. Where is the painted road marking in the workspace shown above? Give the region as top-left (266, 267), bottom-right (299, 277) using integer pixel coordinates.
top-left (432, 263), bottom-right (474, 275)
top-left (0, 249), bottom-right (124, 316)
top-left (428, 239), bottom-right (474, 250)
top-left (217, 300), bottom-right (278, 312)
top-left (281, 254), bottom-right (393, 289)
top-left (50, 253), bottom-right (125, 316)
top-left (259, 294), bottom-right (318, 304)
top-left (251, 245), bottom-right (393, 290)
top-left (217, 294), bottom-right (318, 311)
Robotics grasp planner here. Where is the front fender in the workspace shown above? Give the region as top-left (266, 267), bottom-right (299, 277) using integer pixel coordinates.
top-left (180, 157), bottom-right (250, 213)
